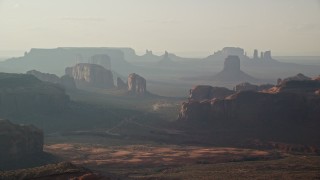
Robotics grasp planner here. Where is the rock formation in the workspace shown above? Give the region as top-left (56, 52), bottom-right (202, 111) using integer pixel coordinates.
top-left (189, 85), bottom-right (234, 101)
top-left (253, 49), bottom-right (259, 59)
top-left (158, 51), bottom-right (175, 66)
top-left (27, 70), bottom-right (77, 90)
top-left (178, 75), bottom-right (320, 146)
top-left (279, 73), bottom-right (311, 84)
top-left (89, 54), bottom-right (111, 70)
top-left (313, 76), bottom-right (320, 81)
top-left (211, 56), bottom-right (257, 83)
top-left (235, 82), bottom-right (274, 92)
top-left (221, 47), bottom-right (244, 57)
top-left (263, 51), bottom-right (272, 60)
top-left (0, 73), bottom-right (70, 115)
top-left (0, 119), bottom-right (43, 168)
top-left (27, 70), bottom-right (61, 84)
top-left (127, 73), bottom-right (147, 95)
top-left (66, 63), bottom-right (114, 89)
top-left (117, 77), bottom-right (127, 89)
top-left (0, 119), bottom-right (43, 156)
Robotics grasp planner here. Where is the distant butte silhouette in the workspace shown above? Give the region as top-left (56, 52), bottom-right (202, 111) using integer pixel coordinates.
top-left (211, 55), bottom-right (257, 83)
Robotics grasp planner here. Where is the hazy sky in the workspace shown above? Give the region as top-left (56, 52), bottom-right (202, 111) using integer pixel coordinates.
top-left (0, 0), bottom-right (320, 57)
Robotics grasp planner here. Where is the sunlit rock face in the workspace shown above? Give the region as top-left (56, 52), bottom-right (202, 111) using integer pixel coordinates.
top-left (66, 63), bottom-right (114, 89)
top-left (267, 77), bottom-right (320, 95)
top-left (189, 85), bottom-right (234, 101)
top-left (89, 54), bottom-right (112, 70)
top-left (127, 73), bottom-right (147, 95)
top-left (0, 119), bottom-right (43, 160)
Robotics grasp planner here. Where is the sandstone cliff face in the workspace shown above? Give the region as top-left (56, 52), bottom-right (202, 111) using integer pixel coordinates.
top-left (189, 85), bottom-right (234, 101)
top-left (128, 73), bottom-right (147, 95)
top-left (0, 73), bottom-right (70, 115)
top-left (0, 119), bottom-right (43, 161)
top-left (66, 63), bottom-right (114, 89)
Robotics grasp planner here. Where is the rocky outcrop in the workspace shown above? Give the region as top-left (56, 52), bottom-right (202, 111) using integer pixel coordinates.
top-left (279, 73), bottom-right (311, 85)
top-left (211, 56), bottom-right (257, 83)
top-left (267, 78), bottom-right (320, 95)
top-left (235, 82), bottom-right (274, 92)
top-left (0, 119), bottom-right (43, 163)
top-left (253, 49), bottom-right (259, 59)
top-left (189, 85), bottom-right (234, 101)
top-left (0, 73), bottom-right (70, 115)
top-left (89, 54), bottom-right (111, 70)
top-left (263, 51), bottom-right (272, 60)
top-left (128, 73), bottom-right (147, 95)
top-left (27, 70), bottom-right (77, 90)
top-left (117, 77), bottom-right (127, 89)
top-left (178, 76), bottom-right (320, 145)
top-left (27, 70), bottom-right (61, 84)
top-left (66, 63), bottom-right (114, 89)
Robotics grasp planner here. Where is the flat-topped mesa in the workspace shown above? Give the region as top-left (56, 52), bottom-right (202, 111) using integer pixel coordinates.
top-left (89, 54), bottom-right (111, 70)
top-left (127, 73), bottom-right (147, 95)
top-left (263, 51), bottom-right (272, 60)
top-left (221, 47), bottom-right (244, 57)
top-left (66, 63), bottom-right (114, 89)
top-left (0, 119), bottom-right (43, 162)
top-left (189, 85), bottom-right (235, 101)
